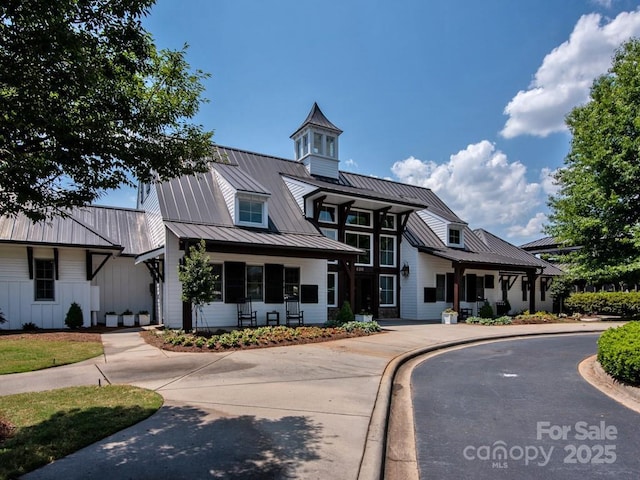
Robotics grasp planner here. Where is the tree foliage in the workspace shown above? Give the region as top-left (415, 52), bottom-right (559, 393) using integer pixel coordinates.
top-left (0, 0), bottom-right (215, 221)
top-left (178, 240), bottom-right (217, 330)
top-left (547, 38), bottom-right (640, 285)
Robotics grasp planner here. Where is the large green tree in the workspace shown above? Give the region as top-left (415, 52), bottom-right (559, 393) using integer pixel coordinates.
top-left (0, 0), bottom-right (214, 221)
top-left (547, 38), bottom-right (640, 285)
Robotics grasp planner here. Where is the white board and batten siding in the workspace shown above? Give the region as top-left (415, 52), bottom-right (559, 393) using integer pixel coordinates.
top-left (163, 230), bottom-right (328, 329)
top-left (90, 256), bottom-right (153, 323)
top-left (0, 245), bottom-right (91, 329)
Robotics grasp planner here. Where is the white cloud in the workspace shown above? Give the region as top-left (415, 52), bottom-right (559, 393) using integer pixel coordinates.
top-left (391, 141), bottom-right (546, 235)
top-left (501, 10), bottom-right (640, 138)
top-left (540, 167), bottom-right (560, 196)
top-left (343, 158), bottom-right (358, 171)
top-left (507, 212), bottom-right (548, 238)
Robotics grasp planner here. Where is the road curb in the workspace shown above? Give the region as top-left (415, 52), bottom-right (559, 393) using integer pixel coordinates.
top-left (357, 328), bottom-right (610, 480)
top-left (579, 355), bottom-right (640, 414)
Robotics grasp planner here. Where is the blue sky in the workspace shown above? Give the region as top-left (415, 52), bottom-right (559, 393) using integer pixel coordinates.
top-left (101, 0), bottom-right (640, 245)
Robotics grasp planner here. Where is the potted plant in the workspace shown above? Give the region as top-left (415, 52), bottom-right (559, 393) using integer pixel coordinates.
top-left (355, 310), bottom-right (373, 322)
top-left (441, 308), bottom-right (458, 324)
top-left (138, 310), bottom-right (151, 326)
top-left (121, 309), bottom-right (135, 327)
top-left (105, 311), bottom-right (119, 327)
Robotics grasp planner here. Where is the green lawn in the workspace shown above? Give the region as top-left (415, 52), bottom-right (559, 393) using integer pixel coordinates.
top-left (0, 337), bottom-right (103, 374)
top-left (0, 385), bottom-right (163, 479)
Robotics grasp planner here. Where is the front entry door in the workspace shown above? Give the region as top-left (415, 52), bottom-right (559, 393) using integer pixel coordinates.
top-left (355, 276), bottom-right (375, 317)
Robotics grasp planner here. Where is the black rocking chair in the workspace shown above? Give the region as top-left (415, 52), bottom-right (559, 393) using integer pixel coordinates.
top-left (237, 297), bottom-right (257, 327)
top-left (285, 296), bottom-right (304, 326)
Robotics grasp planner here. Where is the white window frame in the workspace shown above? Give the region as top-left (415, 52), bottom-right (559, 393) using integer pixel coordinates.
top-left (327, 272), bottom-right (338, 307)
top-left (345, 231), bottom-right (373, 266)
top-left (381, 213), bottom-right (396, 231)
top-left (320, 227), bottom-right (338, 264)
top-left (448, 226), bottom-right (462, 246)
top-left (379, 234), bottom-right (396, 267)
top-left (379, 274), bottom-right (396, 307)
top-left (346, 209), bottom-right (372, 228)
top-left (236, 194), bottom-right (269, 228)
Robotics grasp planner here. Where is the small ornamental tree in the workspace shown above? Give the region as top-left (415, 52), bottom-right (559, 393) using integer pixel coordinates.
top-left (178, 239), bottom-right (217, 331)
top-left (65, 302), bottom-right (84, 329)
top-left (336, 301), bottom-right (355, 324)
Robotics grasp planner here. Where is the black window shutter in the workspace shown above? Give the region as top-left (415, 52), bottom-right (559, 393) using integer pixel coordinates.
top-left (300, 284), bottom-right (318, 303)
top-left (265, 264), bottom-right (284, 303)
top-left (424, 287), bottom-right (437, 303)
top-left (466, 274), bottom-right (477, 302)
top-left (446, 273), bottom-right (454, 303)
top-left (224, 262), bottom-right (245, 303)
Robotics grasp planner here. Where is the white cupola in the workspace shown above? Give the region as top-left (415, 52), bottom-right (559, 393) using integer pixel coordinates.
top-left (290, 103), bottom-right (342, 179)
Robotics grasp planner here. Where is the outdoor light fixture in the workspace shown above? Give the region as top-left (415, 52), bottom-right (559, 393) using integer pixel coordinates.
top-left (401, 262), bottom-right (410, 277)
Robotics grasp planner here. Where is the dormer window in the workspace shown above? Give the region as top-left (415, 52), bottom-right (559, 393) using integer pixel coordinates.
top-left (448, 227), bottom-right (462, 246)
top-left (318, 205), bottom-right (337, 223)
top-left (236, 194), bottom-right (268, 228)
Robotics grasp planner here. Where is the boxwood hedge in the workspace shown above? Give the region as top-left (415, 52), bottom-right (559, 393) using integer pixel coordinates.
top-left (597, 322), bottom-right (640, 385)
top-left (565, 292), bottom-right (640, 317)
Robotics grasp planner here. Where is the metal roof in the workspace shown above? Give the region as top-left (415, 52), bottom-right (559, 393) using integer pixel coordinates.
top-left (0, 206), bottom-right (153, 256)
top-left (519, 236), bottom-right (558, 250)
top-left (342, 172), bottom-right (463, 223)
top-left (290, 102), bottom-right (343, 138)
top-left (72, 206), bottom-right (154, 256)
top-left (164, 221), bottom-right (362, 257)
top-left (287, 173), bottom-right (429, 212)
top-left (474, 229), bottom-right (564, 275)
top-left (212, 162), bottom-right (271, 195)
top-left (156, 171), bottom-right (233, 225)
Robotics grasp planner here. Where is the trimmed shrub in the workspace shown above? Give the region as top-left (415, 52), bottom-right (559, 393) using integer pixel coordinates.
top-left (478, 301), bottom-right (494, 318)
top-left (565, 292), bottom-right (640, 317)
top-left (65, 302), bottom-right (84, 329)
top-left (597, 322), bottom-right (640, 385)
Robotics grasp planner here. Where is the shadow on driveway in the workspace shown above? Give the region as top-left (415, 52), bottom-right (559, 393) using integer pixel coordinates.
top-left (25, 404), bottom-right (324, 479)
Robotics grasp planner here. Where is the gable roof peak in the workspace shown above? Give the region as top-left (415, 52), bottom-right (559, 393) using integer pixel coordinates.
top-left (290, 102), bottom-right (343, 138)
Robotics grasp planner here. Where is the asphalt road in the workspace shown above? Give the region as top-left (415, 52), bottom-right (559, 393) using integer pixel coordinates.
top-left (411, 333), bottom-right (640, 479)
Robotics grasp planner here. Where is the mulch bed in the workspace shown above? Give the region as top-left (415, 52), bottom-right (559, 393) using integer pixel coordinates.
top-left (0, 330), bottom-right (104, 343)
top-left (140, 329), bottom-right (381, 353)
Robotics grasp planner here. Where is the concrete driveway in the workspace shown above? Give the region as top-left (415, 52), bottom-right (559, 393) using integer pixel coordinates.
top-left (0, 321), bottom-right (622, 479)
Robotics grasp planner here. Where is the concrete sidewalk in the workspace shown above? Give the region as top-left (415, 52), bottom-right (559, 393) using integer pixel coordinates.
top-left (0, 321), bottom-right (620, 480)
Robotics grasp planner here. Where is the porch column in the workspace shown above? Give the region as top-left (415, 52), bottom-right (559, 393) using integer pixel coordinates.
top-left (528, 271), bottom-right (538, 313)
top-left (453, 264), bottom-right (465, 313)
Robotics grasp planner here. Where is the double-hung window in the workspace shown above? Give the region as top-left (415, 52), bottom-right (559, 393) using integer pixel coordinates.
top-left (379, 275), bottom-right (396, 306)
top-left (345, 232), bottom-right (372, 265)
top-left (327, 272), bottom-right (337, 307)
top-left (284, 267), bottom-right (300, 299)
top-left (211, 264), bottom-right (223, 302)
top-left (380, 235), bottom-right (396, 267)
top-left (34, 259), bottom-right (55, 301)
top-left (246, 266), bottom-right (264, 301)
